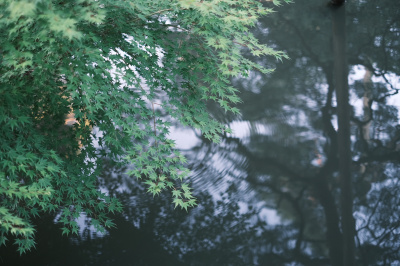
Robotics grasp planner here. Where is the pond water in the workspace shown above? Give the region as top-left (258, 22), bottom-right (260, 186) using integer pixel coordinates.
top-left (2, 0), bottom-right (400, 265)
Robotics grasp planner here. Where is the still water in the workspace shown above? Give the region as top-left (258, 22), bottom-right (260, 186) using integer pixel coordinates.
top-left (2, 0), bottom-right (400, 265)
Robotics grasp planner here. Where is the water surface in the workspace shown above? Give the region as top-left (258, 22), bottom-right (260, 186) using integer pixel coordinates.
top-left (2, 0), bottom-right (400, 265)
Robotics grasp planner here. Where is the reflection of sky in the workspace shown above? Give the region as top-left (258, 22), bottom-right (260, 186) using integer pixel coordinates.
top-left (167, 116), bottom-right (283, 225)
top-left (349, 65), bottom-right (400, 119)
top-left (167, 63), bottom-right (400, 230)
top-left (171, 63), bottom-right (400, 148)
top-left (168, 126), bottom-right (200, 150)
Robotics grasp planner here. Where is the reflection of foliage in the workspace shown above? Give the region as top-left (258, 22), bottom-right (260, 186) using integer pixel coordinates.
top-left (183, 0), bottom-right (400, 264)
top-left (100, 162), bottom-right (281, 265)
top-left (0, 160), bottom-right (310, 265)
top-left (356, 164), bottom-right (400, 264)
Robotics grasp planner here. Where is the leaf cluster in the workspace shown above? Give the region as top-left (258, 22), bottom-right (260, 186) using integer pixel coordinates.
top-left (0, 0), bottom-right (287, 253)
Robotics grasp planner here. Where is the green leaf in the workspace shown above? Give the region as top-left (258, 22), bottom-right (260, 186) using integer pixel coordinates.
top-left (0, 0), bottom-right (285, 254)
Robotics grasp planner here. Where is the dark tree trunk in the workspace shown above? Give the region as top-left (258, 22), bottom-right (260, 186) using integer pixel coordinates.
top-left (332, 3), bottom-right (355, 266)
top-left (315, 177), bottom-right (343, 266)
